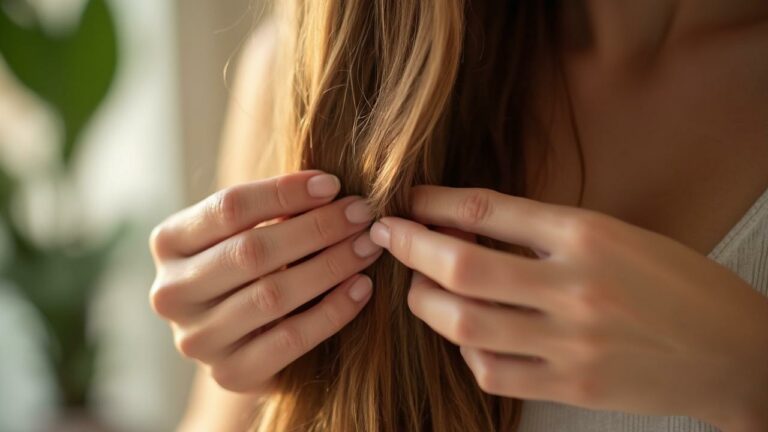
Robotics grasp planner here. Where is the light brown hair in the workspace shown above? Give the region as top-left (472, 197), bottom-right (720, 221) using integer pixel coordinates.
top-left (251, 1), bottom-right (559, 430)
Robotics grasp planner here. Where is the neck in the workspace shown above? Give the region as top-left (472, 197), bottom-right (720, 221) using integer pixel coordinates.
top-left (560, 0), bottom-right (768, 66)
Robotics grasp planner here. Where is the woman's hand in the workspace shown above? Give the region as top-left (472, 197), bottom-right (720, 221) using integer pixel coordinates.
top-left (369, 185), bottom-right (768, 432)
top-left (149, 171), bottom-right (382, 394)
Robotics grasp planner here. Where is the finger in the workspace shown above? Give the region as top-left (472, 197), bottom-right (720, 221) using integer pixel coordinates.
top-left (433, 226), bottom-right (477, 243)
top-left (210, 275), bottom-right (373, 392)
top-left (460, 346), bottom-right (559, 401)
top-left (151, 170), bottom-right (341, 258)
top-left (175, 196), bottom-right (373, 304)
top-left (408, 273), bottom-right (554, 358)
top-left (181, 233), bottom-right (382, 360)
top-left (410, 185), bottom-right (571, 253)
top-left (370, 217), bottom-right (560, 309)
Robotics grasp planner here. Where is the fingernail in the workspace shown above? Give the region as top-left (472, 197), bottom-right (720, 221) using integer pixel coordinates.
top-left (348, 276), bottom-right (373, 302)
top-left (307, 173), bottom-right (340, 198)
top-left (369, 221), bottom-right (391, 248)
top-left (353, 232), bottom-right (382, 258)
top-left (345, 200), bottom-right (373, 224)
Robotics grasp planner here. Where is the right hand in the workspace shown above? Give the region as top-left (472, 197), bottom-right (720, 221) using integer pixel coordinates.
top-left (149, 170), bottom-right (382, 393)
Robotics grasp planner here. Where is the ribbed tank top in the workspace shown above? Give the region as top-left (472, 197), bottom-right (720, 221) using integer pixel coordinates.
top-left (517, 185), bottom-right (768, 432)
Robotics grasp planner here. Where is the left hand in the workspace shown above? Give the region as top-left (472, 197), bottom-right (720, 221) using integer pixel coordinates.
top-left (368, 185), bottom-right (768, 432)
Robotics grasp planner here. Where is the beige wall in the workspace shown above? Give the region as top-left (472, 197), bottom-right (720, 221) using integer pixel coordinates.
top-left (176, 0), bottom-right (265, 204)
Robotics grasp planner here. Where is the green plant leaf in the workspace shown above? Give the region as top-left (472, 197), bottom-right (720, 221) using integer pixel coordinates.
top-left (0, 163), bottom-right (15, 218)
top-left (3, 221), bottom-right (130, 405)
top-left (0, 0), bottom-right (119, 166)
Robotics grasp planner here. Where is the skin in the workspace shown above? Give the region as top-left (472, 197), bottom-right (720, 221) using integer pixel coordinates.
top-left (151, 0), bottom-right (768, 430)
top-left (149, 171), bottom-right (382, 393)
top-left (540, 0), bottom-right (768, 259)
top-left (368, 186), bottom-right (768, 432)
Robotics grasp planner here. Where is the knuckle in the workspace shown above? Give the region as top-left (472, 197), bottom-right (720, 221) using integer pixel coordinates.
top-left (572, 281), bottom-right (601, 310)
top-left (149, 279), bottom-right (182, 318)
top-left (563, 211), bottom-right (608, 252)
top-left (275, 323), bottom-right (308, 353)
top-left (311, 212), bottom-right (334, 243)
top-left (472, 355), bottom-right (501, 394)
top-left (320, 302), bottom-right (348, 331)
top-left (175, 328), bottom-right (207, 359)
top-left (247, 278), bottom-right (282, 315)
top-left (273, 175), bottom-right (291, 211)
top-left (455, 189), bottom-right (494, 228)
top-left (392, 228), bottom-right (414, 263)
top-left (451, 304), bottom-right (479, 344)
top-left (148, 224), bottom-right (172, 258)
top-left (210, 362), bottom-right (247, 392)
top-left (406, 287), bottom-right (420, 312)
top-left (212, 187), bottom-right (244, 228)
top-left (444, 248), bottom-right (476, 289)
top-left (563, 329), bottom-right (607, 374)
top-left (567, 280), bottom-right (608, 326)
top-left (575, 333), bottom-right (607, 366)
top-left (565, 374), bottom-right (604, 406)
top-left (229, 234), bottom-right (269, 273)
top-left (323, 254), bottom-right (346, 280)
top-left (476, 373), bottom-right (501, 395)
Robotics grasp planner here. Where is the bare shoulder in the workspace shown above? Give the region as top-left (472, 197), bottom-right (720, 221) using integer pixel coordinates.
top-left (217, 17), bottom-right (280, 188)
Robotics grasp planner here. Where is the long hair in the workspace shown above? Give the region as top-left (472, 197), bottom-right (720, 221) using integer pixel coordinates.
top-left (251, 1), bottom-right (560, 430)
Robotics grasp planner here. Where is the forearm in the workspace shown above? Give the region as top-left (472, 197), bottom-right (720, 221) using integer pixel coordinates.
top-left (177, 367), bottom-right (264, 432)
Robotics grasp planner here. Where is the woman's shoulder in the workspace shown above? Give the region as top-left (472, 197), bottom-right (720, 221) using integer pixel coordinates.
top-left (217, 18), bottom-right (279, 188)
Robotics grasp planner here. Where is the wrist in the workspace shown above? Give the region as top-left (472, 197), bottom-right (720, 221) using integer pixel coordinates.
top-left (704, 331), bottom-right (768, 431)
top-left (701, 379), bottom-right (768, 432)
top-left (712, 409), bottom-right (768, 432)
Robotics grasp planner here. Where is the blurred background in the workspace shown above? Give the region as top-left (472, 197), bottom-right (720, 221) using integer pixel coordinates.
top-left (0, 0), bottom-right (266, 430)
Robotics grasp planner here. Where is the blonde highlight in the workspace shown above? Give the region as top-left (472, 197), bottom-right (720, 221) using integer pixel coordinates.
top-left (251, 1), bottom-right (554, 430)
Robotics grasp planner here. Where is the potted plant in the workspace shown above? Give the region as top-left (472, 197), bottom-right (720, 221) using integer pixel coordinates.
top-left (0, 0), bottom-right (123, 429)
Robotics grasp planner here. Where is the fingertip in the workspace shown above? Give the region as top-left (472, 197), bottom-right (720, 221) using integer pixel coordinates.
top-left (352, 232), bottom-right (383, 258)
top-left (345, 198), bottom-right (374, 224)
top-left (405, 277), bottom-right (425, 314)
top-left (370, 221), bottom-right (391, 248)
top-left (307, 173), bottom-right (341, 198)
top-left (347, 275), bottom-right (373, 303)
